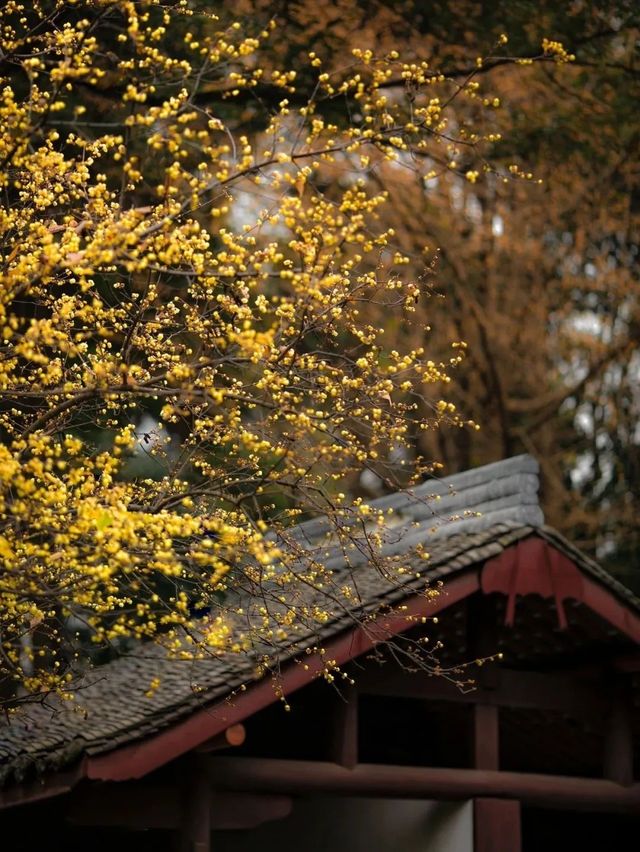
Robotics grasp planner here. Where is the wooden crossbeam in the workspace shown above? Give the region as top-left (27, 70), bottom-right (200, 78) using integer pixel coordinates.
top-left (356, 666), bottom-right (607, 722)
top-left (66, 785), bottom-right (292, 831)
top-left (196, 724), bottom-right (246, 753)
top-left (204, 757), bottom-right (640, 813)
top-left (613, 653), bottom-right (640, 674)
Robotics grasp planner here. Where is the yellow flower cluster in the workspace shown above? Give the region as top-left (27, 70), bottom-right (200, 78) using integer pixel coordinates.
top-left (541, 38), bottom-right (575, 63)
top-left (0, 1), bottom-right (542, 704)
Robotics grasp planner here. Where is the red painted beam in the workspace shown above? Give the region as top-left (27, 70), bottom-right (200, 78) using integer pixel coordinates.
top-left (203, 757), bottom-right (640, 813)
top-left (86, 572), bottom-right (480, 782)
top-left (482, 538), bottom-right (640, 643)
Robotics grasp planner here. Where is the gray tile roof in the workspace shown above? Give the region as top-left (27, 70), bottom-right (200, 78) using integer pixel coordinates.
top-left (0, 455), bottom-right (637, 787)
top-left (284, 453), bottom-right (544, 549)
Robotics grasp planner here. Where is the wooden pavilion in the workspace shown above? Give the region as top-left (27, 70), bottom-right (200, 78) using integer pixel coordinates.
top-left (1, 455), bottom-right (639, 851)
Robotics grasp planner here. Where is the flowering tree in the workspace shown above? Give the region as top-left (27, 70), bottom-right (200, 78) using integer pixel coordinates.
top-left (0, 0), bottom-right (563, 704)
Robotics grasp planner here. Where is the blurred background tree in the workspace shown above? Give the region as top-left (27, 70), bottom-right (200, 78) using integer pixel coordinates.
top-left (229, 0), bottom-right (640, 588)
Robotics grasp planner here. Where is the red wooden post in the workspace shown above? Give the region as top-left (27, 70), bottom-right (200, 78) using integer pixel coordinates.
top-left (468, 593), bottom-right (500, 773)
top-left (473, 703), bottom-right (499, 771)
top-left (330, 683), bottom-right (358, 768)
top-left (180, 766), bottom-right (211, 852)
top-left (603, 680), bottom-right (634, 786)
top-left (474, 798), bottom-right (521, 852)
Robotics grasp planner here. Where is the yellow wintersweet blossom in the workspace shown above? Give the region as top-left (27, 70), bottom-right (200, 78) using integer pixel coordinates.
top-left (0, 1), bottom-right (543, 704)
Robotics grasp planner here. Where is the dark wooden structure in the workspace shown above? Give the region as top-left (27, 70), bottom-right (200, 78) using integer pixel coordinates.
top-left (1, 456), bottom-right (639, 851)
